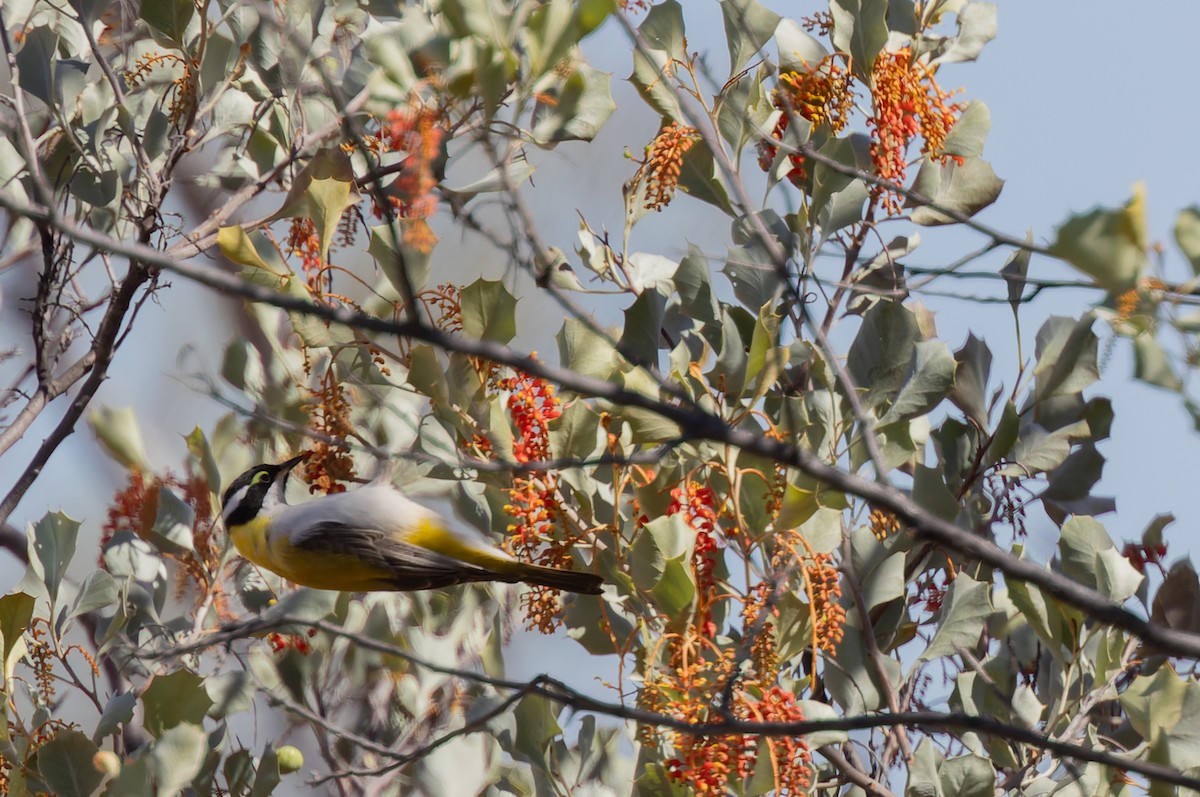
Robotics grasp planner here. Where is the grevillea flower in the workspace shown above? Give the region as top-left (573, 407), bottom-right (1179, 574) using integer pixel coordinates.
top-left (668, 481), bottom-right (721, 638)
top-left (867, 48), bottom-right (964, 213)
top-left (633, 122), bottom-right (699, 212)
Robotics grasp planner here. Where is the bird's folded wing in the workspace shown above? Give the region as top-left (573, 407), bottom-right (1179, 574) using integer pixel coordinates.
top-left (291, 521), bottom-right (495, 590)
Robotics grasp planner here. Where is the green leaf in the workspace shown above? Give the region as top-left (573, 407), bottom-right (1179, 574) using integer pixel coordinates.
top-left (773, 18), bottom-right (829, 72)
top-left (184, 426), bottom-right (221, 491)
top-left (1032, 314), bottom-right (1099, 400)
top-left (941, 100), bottom-right (991, 159)
top-left (444, 160), bottom-right (536, 199)
top-left (31, 511), bottom-right (80, 604)
top-left (89, 406), bottom-right (152, 472)
top-left (460, 279), bottom-right (517, 343)
top-left (531, 65), bottom-right (616, 144)
top-left (908, 156), bottom-right (1004, 226)
top-left (1174, 206), bottom-right (1200, 276)
top-left (250, 745), bottom-right (281, 797)
top-left (880, 340), bottom-right (955, 424)
top-left (1058, 516), bottom-right (1142, 603)
top-left (830, 0), bottom-right (889, 78)
top-left (949, 333), bottom-right (992, 428)
top-left (94, 692), bottom-right (137, 743)
top-left (1052, 194), bottom-right (1147, 293)
top-left (827, 624), bottom-right (899, 712)
top-left (628, 1), bottom-right (687, 122)
top-left (777, 471), bottom-right (849, 528)
top-left (146, 485), bottom-right (194, 556)
top-left (722, 241), bottom-right (781, 310)
top-left (67, 570), bottom-right (118, 626)
top-left (811, 136), bottom-right (869, 232)
top-left (268, 149), bottom-right (359, 261)
top-left (721, 0), bottom-right (780, 73)
top-left (621, 291), bottom-right (667, 364)
top-left (103, 531), bottom-right (167, 584)
top-left (513, 695), bottom-right (561, 763)
top-left (100, 751), bottom-right (152, 796)
top-left (139, 0), bottom-right (195, 44)
top-left (849, 527), bottom-right (903, 611)
top-left (929, 3), bottom-right (997, 65)
top-left (922, 573), bottom-right (991, 661)
top-left (939, 754), bottom-right (994, 797)
top-left (671, 244), bottom-right (719, 327)
top-left (141, 670), bottom-right (214, 737)
top-left (1000, 238), bottom-right (1032, 317)
top-left (150, 724), bottom-right (208, 797)
top-left (1133, 333), bottom-right (1183, 391)
top-left (912, 465), bottom-right (959, 522)
top-left (37, 730), bottom-right (102, 797)
top-left (677, 140), bottom-right (736, 215)
top-left (625, 253), bottom-right (679, 296)
top-left (998, 421), bottom-right (1084, 477)
top-left (217, 225), bottom-right (288, 276)
top-left (847, 300), bottom-right (921, 412)
top-left (558, 319), bottom-right (617, 381)
top-left (0, 592), bottom-right (36, 676)
top-left (368, 223), bottom-right (432, 298)
top-left (652, 557), bottom-right (696, 622)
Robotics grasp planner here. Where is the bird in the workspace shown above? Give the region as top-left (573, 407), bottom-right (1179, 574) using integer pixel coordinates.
top-left (220, 453), bottom-right (604, 595)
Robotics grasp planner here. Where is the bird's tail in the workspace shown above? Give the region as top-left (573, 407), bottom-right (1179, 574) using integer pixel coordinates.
top-left (511, 561), bottom-right (604, 595)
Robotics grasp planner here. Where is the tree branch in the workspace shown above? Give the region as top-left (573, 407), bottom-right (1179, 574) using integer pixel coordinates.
top-left (147, 613), bottom-right (1200, 791)
top-left (22, 212), bottom-right (1200, 663)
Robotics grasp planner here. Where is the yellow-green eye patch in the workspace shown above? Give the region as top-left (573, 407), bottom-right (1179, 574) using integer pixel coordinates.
top-left (251, 470), bottom-right (271, 485)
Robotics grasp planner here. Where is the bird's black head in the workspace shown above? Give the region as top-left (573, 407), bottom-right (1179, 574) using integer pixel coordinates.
top-left (220, 454), bottom-right (308, 527)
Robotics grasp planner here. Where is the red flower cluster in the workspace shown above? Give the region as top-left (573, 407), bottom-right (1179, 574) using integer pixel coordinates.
top-left (867, 48), bottom-right (964, 213)
top-left (668, 481), bottom-right (721, 638)
top-left (1123, 541), bottom-right (1168, 574)
top-left (266, 628), bottom-right (318, 655)
top-left (497, 368), bottom-right (577, 632)
top-left (497, 369), bottom-right (562, 464)
top-left (756, 55), bottom-right (854, 185)
top-left (804, 552), bottom-right (846, 654)
top-left (375, 105), bottom-right (444, 253)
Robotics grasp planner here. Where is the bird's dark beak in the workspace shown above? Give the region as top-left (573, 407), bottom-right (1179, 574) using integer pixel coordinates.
top-left (280, 452), bottom-right (310, 473)
top-left (274, 451), bottom-right (309, 486)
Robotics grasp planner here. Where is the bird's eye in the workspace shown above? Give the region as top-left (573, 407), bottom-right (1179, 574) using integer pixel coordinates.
top-left (251, 471), bottom-right (271, 485)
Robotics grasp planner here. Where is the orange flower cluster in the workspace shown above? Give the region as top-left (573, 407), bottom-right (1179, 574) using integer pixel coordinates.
top-left (756, 56), bottom-right (854, 186)
top-left (287, 217), bottom-right (327, 293)
top-left (869, 507), bottom-right (901, 541)
top-left (101, 469), bottom-right (227, 612)
top-left (748, 686), bottom-right (815, 796)
top-left (668, 481), bottom-right (721, 638)
top-left (803, 552), bottom-right (846, 653)
top-left (498, 369), bottom-right (577, 632)
top-left (421, 283), bottom-right (463, 333)
top-left (634, 122), bottom-right (699, 212)
top-left (376, 105), bottom-right (444, 253)
top-left (122, 51), bottom-right (195, 127)
top-left (641, 632), bottom-right (813, 797)
top-left (301, 366), bottom-right (357, 494)
top-left (100, 469), bottom-right (153, 557)
top-left (868, 48), bottom-right (964, 213)
top-left (800, 11), bottom-right (833, 36)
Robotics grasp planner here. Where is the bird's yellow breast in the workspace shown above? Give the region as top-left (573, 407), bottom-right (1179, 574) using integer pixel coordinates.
top-left (228, 515), bottom-right (396, 591)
